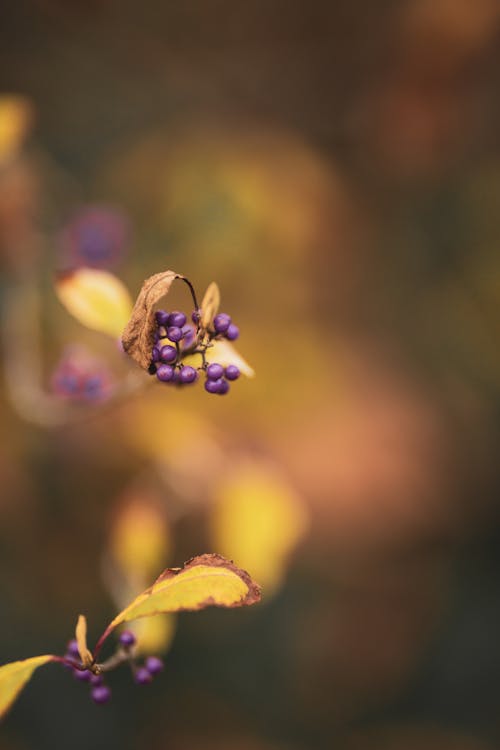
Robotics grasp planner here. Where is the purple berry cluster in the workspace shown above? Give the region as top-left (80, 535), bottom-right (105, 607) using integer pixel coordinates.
top-left (51, 351), bottom-right (111, 403)
top-left (149, 307), bottom-right (241, 395)
top-left (63, 630), bottom-right (164, 706)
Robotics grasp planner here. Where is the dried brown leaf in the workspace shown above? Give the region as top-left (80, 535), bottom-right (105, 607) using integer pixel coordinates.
top-left (121, 270), bottom-right (184, 370)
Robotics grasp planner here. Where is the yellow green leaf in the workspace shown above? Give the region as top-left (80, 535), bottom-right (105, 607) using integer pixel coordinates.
top-left (206, 338), bottom-right (255, 378)
top-left (75, 615), bottom-right (93, 667)
top-left (55, 268), bottom-right (133, 338)
top-left (200, 281), bottom-right (220, 329)
top-left (0, 655), bottom-right (54, 720)
top-left (95, 554), bottom-right (260, 655)
top-left (210, 462), bottom-right (309, 596)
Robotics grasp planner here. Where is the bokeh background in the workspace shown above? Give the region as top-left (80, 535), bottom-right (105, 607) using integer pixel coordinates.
top-left (1, 1), bottom-right (500, 748)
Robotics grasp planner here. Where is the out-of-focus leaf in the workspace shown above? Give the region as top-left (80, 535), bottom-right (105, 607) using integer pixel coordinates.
top-left (55, 268), bottom-right (133, 338)
top-left (211, 462), bottom-right (308, 596)
top-left (200, 281), bottom-right (220, 328)
top-left (206, 338), bottom-right (255, 378)
top-left (0, 655), bottom-right (54, 720)
top-left (0, 95), bottom-right (32, 163)
top-left (75, 615), bottom-right (93, 667)
top-left (122, 270), bottom-right (184, 370)
top-left (108, 493), bottom-right (170, 582)
top-left (128, 614), bottom-right (176, 656)
top-left (95, 554), bottom-right (260, 654)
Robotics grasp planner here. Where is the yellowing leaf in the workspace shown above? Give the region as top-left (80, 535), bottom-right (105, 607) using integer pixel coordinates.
top-left (200, 281), bottom-right (220, 328)
top-left (128, 614), bottom-right (176, 656)
top-left (75, 615), bottom-right (93, 667)
top-left (95, 554), bottom-right (260, 655)
top-left (210, 462), bottom-right (309, 596)
top-left (55, 268), bottom-right (133, 338)
top-left (206, 339), bottom-right (255, 378)
top-left (0, 655), bottom-right (54, 720)
top-left (0, 95), bottom-right (32, 163)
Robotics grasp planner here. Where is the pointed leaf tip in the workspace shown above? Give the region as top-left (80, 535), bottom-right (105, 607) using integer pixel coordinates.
top-left (0, 655), bottom-right (55, 720)
top-left (75, 614), bottom-right (93, 667)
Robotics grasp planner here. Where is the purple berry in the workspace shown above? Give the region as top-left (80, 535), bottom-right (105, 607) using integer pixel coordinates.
top-left (145, 656), bottom-right (164, 675)
top-left (135, 667), bottom-right (153, 685)
top-left (213, 313), bottom-right (231, 334)
top-left (225, 365), bottom-right (240, 380)
top-left (181, 325), bottom-right (195, 349)
top-left (204, 379), bottom-right (221, 394)
top-left (206, 363), bottom-right (224, 380)
top-left (160, 345), bottom-right (177, 363)
top-left (90, 673), bottom-right (104, 686)
top-left (66, 639), bottom-right (80, 658)
top-left (73, 669), bottom-right (92, 682)
top-left (225, 323), bottom-right (239, 341)
top-left (179, 366), bottom-right (197, 384)
top-left (151, 346), bottom-right (160, 363)
top-left (191, 310), bottom-right (201, 324)
top-left (91, 685), bottom-right (112, 705)
top-left (156, 364), bottom-right (175, 382)
top-left (167, 311), bottom-right (187, 328)
top-left (218, 379), bottom-right (230, 395)
top-left (155, 310), bottom-right (169, 326)
top-left (119, 630), bottom-right (137, 648)
top-left (167, 326), bottom-right (183, 342)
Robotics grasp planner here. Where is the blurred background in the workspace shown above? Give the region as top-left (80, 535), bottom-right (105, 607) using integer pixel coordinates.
top-left (1, 1), bottom-right (500, 748)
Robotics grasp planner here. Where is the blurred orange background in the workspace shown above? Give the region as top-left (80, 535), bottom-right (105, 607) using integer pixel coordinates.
top-left (1, 2), bottom-right (500, 749)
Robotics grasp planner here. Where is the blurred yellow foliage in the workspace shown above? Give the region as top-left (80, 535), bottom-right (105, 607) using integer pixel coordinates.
top-left (0, 95), bottom-right (32, 164)
top-left (210, 461), bottom-right (309, 597)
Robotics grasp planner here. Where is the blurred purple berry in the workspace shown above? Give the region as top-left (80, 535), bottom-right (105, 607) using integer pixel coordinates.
top-left (66, 639), bottom-right (80, 658)
top-left (73, 669), bottom-right (92, 682)
top-left (191, 310), bottom-right (201, 324)
top-left (213, 313), bottom-right (231, 334)
top-left (119, 630), bottom-right (137, 648)
top-left (204, 379), bottom-right (221, 394)
top-left (59, 206), bottom-right (130, 270)
top-left (225, 365), bottom-right (240, 380)
top-left (167, 326), bottom-right (183, 342)
top-left (90, 673), bottom-right (104, 686)
top-left (91, 685), bottom-right (112, 705)
top-left (206, 363), bottom-right (224, 380)
top-left (135, 667), bottom-right (153, 685)
top-left (145, 656), bottom-right (164, 675)
top-left (155, 310), bottom-right (169, 326)
top-left (179, 366), bottom-right (197, 384)
top-left (218, 379), bottom-right (230, 395)
top-left (168, 311), bottom-right (187, 328)
top-left (225, 323), bottom-right (239, 341)
top-left (156, 364), bottom-right (175, 383)
top-left (160, 345), bottom-right (177, 363)
top-left (152, 346), bottom-right (160, 363)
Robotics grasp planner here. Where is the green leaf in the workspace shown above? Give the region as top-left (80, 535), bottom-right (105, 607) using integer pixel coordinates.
top-left (0, 655), bottom-right (55, 720)
top-left (95, 554), bottom-right (260, 656)
top-left (55, 268), bottom-right (133, 338)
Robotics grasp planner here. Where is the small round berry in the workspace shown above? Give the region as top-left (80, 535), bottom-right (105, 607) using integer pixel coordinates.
top-left (179, 366), bottom-right (197, 384)
top-left (73, 668), bottom-right (92, 682)
top-left (135, 667), bottom-right (153, 685)
top-left (205, 379), bottom-right (221, 394)
top-left (151, 346), bottom-right (160, 363)
top-left (66, 639), bottom-right (80, 658)
top-left (156, 364), bottom-right (175, 382)
top-left (191, 309), bottom-right (201, 324)
top-left (155, 310), bottom-right (169, 326)
top-left (218, 379), bottom-right (230, 395)
top-left (168, 311), bottom-right (187, 328)
top-left (160, 345), bottom-right (177, 363)
top-left (91, 685), bottom-right (112, 705)
top-left (225, 323), bottom-right (239, 341)
top-left (145, 656), bottom-right (164, 675)
top-left (119, 630), bottom-right (137, 648)
top-left (213, 313), bottom-right (231, 334)
top-left (225, 365), bottom-right (240, 380)
top-left (90, 673), bottom-right (104, 687)
top-left (181, 325), bottom-right (195, 349)
top-left (167, 326), bottom-right (183, 342)
top-left (206, 363), bottom-right (224, 380)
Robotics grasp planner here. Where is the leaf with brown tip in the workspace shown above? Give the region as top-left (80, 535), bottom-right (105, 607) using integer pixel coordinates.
top-left (121, 270), bottom-right (184, 370)
top-left (94, 554), bottom-right (261, 656)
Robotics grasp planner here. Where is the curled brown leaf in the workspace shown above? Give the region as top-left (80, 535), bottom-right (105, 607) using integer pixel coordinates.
top-left (121, 270), bottom-right (184, 370)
